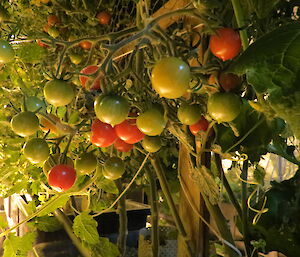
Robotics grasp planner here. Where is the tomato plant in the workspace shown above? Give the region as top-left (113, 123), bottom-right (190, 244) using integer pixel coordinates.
top-left (115, 119), bottom-right (145, 144)
top-left (142, 136), bottom-right (162, 153)
top-left (48, 164), bottom-right (76, 192)
top-left (209, 28), bottom-right (241, 61)
top-left (11, 111), bottom-right (39, 137)
top-left (75, 152), bottom-right (97, 174)
top-left (207, 92), bottom-right (242, 123)
top-left (114, 138), bottom-right (133, 152)
top-left (177, 103), bottom-right (202, 125)
top-left (94, 95), bottom-right (129, 126)
top-left (103, 157), bottom-right (125, 180)
top-left (79, 41), bottom-right (92, 50)
top-left (151, 57), bottom-right (190, 99)
top-left (79, 65), bottom-right (101, 90)
top-left (189, 116), bottom-right (209, 135)
top-left (47, 14), bottom-right (61, 26)
top-left (43, 153), bottom-right (74, 174)
top-left (44, 79), bottom-right (75, 107)
top-left (219, 72), bottom-right (241, 92)
top-left (23, 138), bottom-right (49, 163)
top-left (136, 108), bottom-right (166, 136)
top-left (96, 11), bottom-right (111, 25)
top-left (0, 40), bottom-right (14, 63)
top-left (69, 53), bottom-right (82, 65)
top-left (36, 39), bottom-right (48, 48)
top-left (91, 119), bottom-right (117, 147)
top-left (47, 27), bottom-right (60, 38)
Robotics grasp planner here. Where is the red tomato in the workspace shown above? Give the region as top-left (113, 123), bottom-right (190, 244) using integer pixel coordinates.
top-left (36, 39), bottom-right (48, 48)
top-left (91, 119), bottom-right (117, 147)
top-left (219, 72), bottom-right (241, 92)
top-left (189, 116), bottom-right (209, 135)
top-left (115, 119), bottom-right (145, 144)
top-left (96, 11), bottom-right (111, 25)
top-left (48, 164), bottom-right (76, 192)
top-left (79, 65), bottom-right (101, 90)
top-left (47, 15), bottom-right (61, 26)
top-left (79, 41), bottom-right (92, 50)
top-left (114, 138), bottom-right (133, 152)
top-left (209, 28), bottom-right (241, 61)
top-left (43, 24), bottom-right (50, 33)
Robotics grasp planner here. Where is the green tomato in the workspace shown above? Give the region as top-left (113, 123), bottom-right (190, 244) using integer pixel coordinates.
top-left (207, 93), bottom-right (242, 123)
top-left (177, 103), bottom-right (202, 125)
top-left (94, 95), bottom-right (129, 126)
top-left (142, 136), bottom-right (162, 153)
top-left (151, 57), bottom-right (190, 99)
top-left (136, 108), bottom-right (166, 136)
top-left (25, 96), bottom-right (46, 112)
top-left (0, 40), bottom-right (14, 64)
top-left (11, 111), bottom-right (39, 137)
top-left (44, 79), bottom-right (75, 107)
top-left (75, 152), bottom-right (97, 174)
top-left (69, 53), bottom-right (82, 65)
top-left (103, 157), bottom-right (125, 180)
top-left (48, 27), bottom-right (60, 38)
top-left (23, 138), bottom-right (49, 163)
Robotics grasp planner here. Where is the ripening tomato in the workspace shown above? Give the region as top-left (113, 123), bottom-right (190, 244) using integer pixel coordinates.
top-left (94, 95), bottom-right (129, 126)
top-left (103, 157), bottom-right (125, 180)
top-left (44, 79), bottom-right (75, 107)
top-left (207, 93), bottom-right (242, 123)
top-left (23, 138), bottom-right (50, 163)
top-left (25, 96), bottom-right (46, 112)
top-left (189, 116), bottom-right (209, 135)
top-left (36, 39), bottom-right (48, 48)
top-left (91, 119), bottom-right (117, 147)
top-left (75, 152), bottom-right (97, 174)
top-left (39, 113), bottom-right (60, 134)
top-left (43, 153), bottom-right (74, 174)
top-left (47, 14), bottom-right (61, 26)
top-left (0, 40), bottom-right (14, 64)
top-left (136, 108), bottom-right (166, 136)
top-left (96, 11), bottom-right (111, 25)
top-left (219, 72), bottom-right (241, 92)
top-left (114, 138), bottom-right (133, 152)
top-left (142, 136), bottom-right (162, 153)
top-left (79, 41), bottom-right (92, 50)
top-left (48, 164), bottom-right (76, 191)
top-left (11, 111), bottom-right (39, 137)
top-left (115, 119), bottom-right (144, 144)
top-left (79, 65), bottom-right (100, 90)
top-left (177, 103), bottom-right (202, 125)
top-left (151, 57), bottom-right (190, 99)
top-left (209, 28), bottom-right (241, 61)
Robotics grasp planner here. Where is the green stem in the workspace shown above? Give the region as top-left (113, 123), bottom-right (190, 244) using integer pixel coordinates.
top-left (150, 155), bottom-right (194, 257)
top-left (54, 209), bottom-right (91, 257)
top-left (116, 180), bottom-right (127, 257)
top-left (230, 0), bottom-right (249, 50)
top-left (146, 167), bottom-right (159, 257)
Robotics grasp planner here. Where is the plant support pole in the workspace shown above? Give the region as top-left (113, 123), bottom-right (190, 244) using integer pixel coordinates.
top-left (151, 155), bottom-right (194, 257)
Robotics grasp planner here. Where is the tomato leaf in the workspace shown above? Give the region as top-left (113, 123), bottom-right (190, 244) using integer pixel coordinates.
top-left (29, 216), bottom-right (62, 232)
top-left (16, 43), bottom-right (46, 64)
top-left (229, 22), bottom-right (300, 141)
top-left (73, 212), bottom-right (100, 245)
top-left (95, 173), bottom-right (119, 194)
top-left (3, 232), bottom-right (36, 257)
top-left (0, 215), bottom-right (8, 230)
top-left (37, 195), bottom-right (70, 217)
top-left (90, 237), bottom-right (120, 257)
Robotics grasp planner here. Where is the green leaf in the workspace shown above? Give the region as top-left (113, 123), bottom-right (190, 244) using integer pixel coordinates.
top-left (37, 195), bottom-right (70, 217)
top-left (253, 165), bottom-right (266, 185)
top-left (3, 232), bottom-right (36, 257)
top-left (0, 215), bottom-right (8, 229)
top-left (73, 212), bottom-right (100, 245)
top-left (16, 43), bottom-right (46, 64)
top-left (95, 171), bottom-right (119, 194)
top-left (91, 237), bottom-right (120, 257)
top-left (29, 216), bottom-right (62, 232)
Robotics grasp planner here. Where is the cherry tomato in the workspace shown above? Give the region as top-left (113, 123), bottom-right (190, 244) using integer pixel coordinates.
top-left (136, 108), bottom-right (166, 136)
top-left (151, 57), bottom-right (190, 99)
top-left (11, 111), bottom-right (39, 137)
top-left (103, 157), bottom-right (125, 180)
top-left (47, 15), bottom-right (61, 26)
top-left (0, 40), bottom-right (14, 64)
top-left (48, 164), bottom-right (76, 192)
top-left (189, 116), bottom-right (209, 135)
top-left (36, 39), bottom-right (48, 48)
top-left (94, 95), bottom-right (129, 126)
top-left (69, 53), bottom-right (82, 65)
top-left (115, 119), bottom-right (144, 144)
top-left (177, 103), bottom-right (202, 125)
top-left (79, 65), bottom-right (100, 90)
top-left (75, 152), bottom-right (97, 174)
top-left (209, 28), bottom-right (241, 61)
top-left (91, 119), bottom-right (117, 147)
top-left (48, 27), bottom-right (59, 38)
top-left (39, 114), bottom-right (60, 134)
top-left (44, 79), bottom-right (74, 107)
top-left (207, 92), bottom-right (242, 123)
top-left (43, 153), bottom-right (74, 174)
top-left (219, 72), bottom-right (241, 92)
top-left (114, 138), bottom-right (133, 152)
top-left (142, 136), bottom-right (162, 153)
top-left (23, 138), bottom-right (49, 163)
top-left (43, 24), bottom-right (50, 33)
top-left (79, 41), bottom-right (92, 50)
top-left (25, 96), bottom-right (46, 112)
top-left (96, 11), bottom-right (111, 25)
